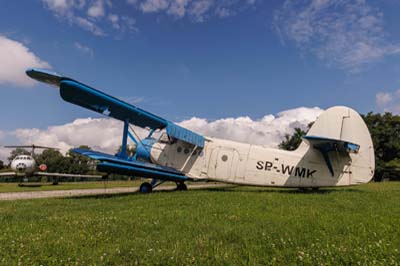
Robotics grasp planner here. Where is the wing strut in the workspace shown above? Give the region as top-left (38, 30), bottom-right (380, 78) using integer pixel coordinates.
top-left (117, 120), bottom-right (130, 159)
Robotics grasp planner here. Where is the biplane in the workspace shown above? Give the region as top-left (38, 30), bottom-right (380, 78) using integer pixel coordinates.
top-left (26, 68), bottom-right (375, 193)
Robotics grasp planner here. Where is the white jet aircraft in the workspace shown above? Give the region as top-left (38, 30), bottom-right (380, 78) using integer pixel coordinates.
top-left (26, 69), bottom-right (375, 193)
top-left (0, 145), bottom-right (102, 185)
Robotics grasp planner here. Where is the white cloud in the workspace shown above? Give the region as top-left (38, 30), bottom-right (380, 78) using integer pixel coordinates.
top-left (167, 0), bottom-right (190, 17)
top-left (8, 107), bottom-right (322, 157)
top-left (87, 0), bottom-right (105, 18)
top-left (215, 7), bottom-right (234, 18)
top-left (0, 35), bottom-right (51, 87)
top-left (42, 0), bottom-right (139, 35)
top-left (375, 89), bottom-right (400, 113)
top-left (74, 42), bottom-right (94, 56)
top-left (0, 149), bottom-right (10, 163)
top-left (274, 0), bottom-right (400, 71)
top-left (108, 13), bottom-right (120, 28)
top-left (13, 118), bottom-right (141, 155)
top-left (140, 0), bottom-right (169, 13)
top-left (376, 92), bottom-right (392, 107)
top-left (40, 0), bottom-right (256, 35)
top-left (188, 0), bottom-right (212, 22)
top-left (179, 107), bottom-right (322, 146)
top-left (42, 0), bottom-right (105, 36)
top-left (74, 16), bottom-right (106, 36)
top-left (129, 0), bottom-right (255, 22)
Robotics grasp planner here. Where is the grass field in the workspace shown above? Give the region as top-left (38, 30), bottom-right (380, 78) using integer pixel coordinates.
top-left (0, 181), bottom-right (145, 193)
top-left (0, 182), bottom-right (399, 265)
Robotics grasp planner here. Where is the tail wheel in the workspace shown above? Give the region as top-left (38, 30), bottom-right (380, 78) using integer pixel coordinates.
top-left (139, 182), bottom-right (153, 193)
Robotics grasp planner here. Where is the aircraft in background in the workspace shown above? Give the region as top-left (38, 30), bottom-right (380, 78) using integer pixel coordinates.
top-left (27, 69), bottom-right (375, 193)
top-left (0, 145), bottom-right (102, 185)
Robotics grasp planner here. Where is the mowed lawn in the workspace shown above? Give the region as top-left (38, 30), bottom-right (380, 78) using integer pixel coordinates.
top-left (0, 183), bottom-right (399, 265)
top-left (0, 181), bottom-right (141, 193)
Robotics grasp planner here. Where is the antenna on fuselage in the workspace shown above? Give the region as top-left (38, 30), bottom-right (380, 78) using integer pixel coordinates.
top-left (4, 145), bottom-right (59, 156)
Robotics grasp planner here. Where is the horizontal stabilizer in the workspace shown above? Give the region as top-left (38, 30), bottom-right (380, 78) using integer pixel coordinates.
top-left (303, 135), bottom-right (360, 177)
top-left (303, 136), bottom-right (360, 154)
top-left (72, 149), bottom-right (187, 181)
top-left (27, 68), bottom-right (205, 148)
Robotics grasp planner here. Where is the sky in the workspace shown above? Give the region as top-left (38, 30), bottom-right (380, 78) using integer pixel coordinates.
top-left (1, 0), bottom-right (400, 160)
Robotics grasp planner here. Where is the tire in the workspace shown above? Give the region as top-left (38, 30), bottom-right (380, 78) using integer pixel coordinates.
top-left (140, 182), bottom-right (153, 193)
top-left (177, 182), bottom-right (187, 191)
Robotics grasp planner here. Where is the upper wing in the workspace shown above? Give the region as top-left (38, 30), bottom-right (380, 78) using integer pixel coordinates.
top-left (26, 68), bottom-right (205, 148)
top-left (34, 172), bottom-right (103, 178)
top-left (0, 172), bottom-right (16, 177)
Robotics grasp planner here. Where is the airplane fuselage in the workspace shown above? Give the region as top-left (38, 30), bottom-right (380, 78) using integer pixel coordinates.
top-left (150, 136), bottom-right (374, 188)
top-left (10, 155), bottom-right (37, 177)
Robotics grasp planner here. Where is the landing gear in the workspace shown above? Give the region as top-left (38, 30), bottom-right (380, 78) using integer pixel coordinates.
top-left (139, 182), bottom-right (153, 193)
top-left (176, 182), bottom-right (187, 191)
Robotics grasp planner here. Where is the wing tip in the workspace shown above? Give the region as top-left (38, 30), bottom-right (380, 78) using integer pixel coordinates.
top-left (26, 68), bottom-right (62, 87)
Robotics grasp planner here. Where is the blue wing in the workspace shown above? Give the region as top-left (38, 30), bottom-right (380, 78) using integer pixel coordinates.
top-left (26, 68), bottom-right (204, 148)
top-left (27, 68), bottom-right (203, 181)
top-left (73, 149), bottom-right (188, 181)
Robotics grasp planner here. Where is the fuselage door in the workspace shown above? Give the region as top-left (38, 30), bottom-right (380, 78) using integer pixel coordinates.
top-left (208, 148), bottom-right (239, 182)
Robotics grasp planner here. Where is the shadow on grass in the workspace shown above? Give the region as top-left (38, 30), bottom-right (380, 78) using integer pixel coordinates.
top-left (66, 185), bottom-right (365, 200)
top-left (202, 186), bottom-right (364, 194)
top-left (67, 188), bottom-right (179, 200)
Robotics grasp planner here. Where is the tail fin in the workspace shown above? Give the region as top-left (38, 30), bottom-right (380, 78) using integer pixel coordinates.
top-left (297, 106), bottom-right (375, 185)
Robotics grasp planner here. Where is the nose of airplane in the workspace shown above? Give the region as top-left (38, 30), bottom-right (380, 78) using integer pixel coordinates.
top-left (16, 163), bottom-right (26, 172)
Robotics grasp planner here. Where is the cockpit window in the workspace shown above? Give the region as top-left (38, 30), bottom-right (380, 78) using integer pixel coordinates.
top-left (158, 133), bottom-right (177, 144)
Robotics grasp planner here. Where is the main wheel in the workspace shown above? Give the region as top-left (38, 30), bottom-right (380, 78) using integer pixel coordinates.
top-left (140, 182), bottom-right (153, 193)
top-left (177, 182), bottom-right (187, 191)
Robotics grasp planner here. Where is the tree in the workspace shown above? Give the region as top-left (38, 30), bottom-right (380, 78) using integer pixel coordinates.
top-left (0, 160), bottom-right (4, 170)
top-left (362, 112), bottom-right (400, 181)
top-left (36, 149), bottom-right (70, 173)
top-left (279, 128), bottom-right (307, 151)
top-left (66, 145), bottom-right (93, 174)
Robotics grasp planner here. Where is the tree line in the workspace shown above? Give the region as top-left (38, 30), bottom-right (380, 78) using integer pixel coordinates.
top-left (279, 112), bottom-right (400, 181)
top-left (0, 112), bottom-right (398, 181)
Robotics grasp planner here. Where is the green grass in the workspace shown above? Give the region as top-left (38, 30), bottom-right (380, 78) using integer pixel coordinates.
top-left (0, 181), bottom-right (142, 193)
top-left (0, 183), bottom-right (399, 265)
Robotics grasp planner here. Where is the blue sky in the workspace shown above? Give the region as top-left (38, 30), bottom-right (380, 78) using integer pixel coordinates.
top-left (0, 0), bottom-right (400, 157)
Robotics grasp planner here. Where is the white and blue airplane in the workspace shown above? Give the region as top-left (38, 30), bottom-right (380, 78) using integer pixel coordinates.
top-left (26, 69), bottom-right (375, 193)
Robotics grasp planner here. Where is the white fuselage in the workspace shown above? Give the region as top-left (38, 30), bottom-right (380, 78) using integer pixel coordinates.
top-left (150, 136), bottom-right (373, 188)
top-left (10, 155), bottom-right (37, 176)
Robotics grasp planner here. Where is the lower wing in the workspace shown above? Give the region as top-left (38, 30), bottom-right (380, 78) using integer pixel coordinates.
top-left (0, 172), bottom-right (16, 177)
top-left (34, 172), bottom-right (103, 179)
top-left (73, 149), bottom-right (188, 182)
